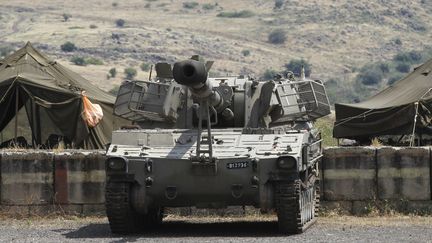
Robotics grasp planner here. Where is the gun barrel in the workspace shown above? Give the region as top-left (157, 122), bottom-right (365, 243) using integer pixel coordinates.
top-left (173, 59), bottom-right (218, 101)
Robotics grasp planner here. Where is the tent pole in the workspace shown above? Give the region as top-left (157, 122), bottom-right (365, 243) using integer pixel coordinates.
top-left (31, 101), bottom-right (36, 148)
top-left (409, 102), bottom-right (419, 147)
top-left (14, 85), bottom-right (19, 142)
top-left (35, 105), bottom-right (41, 146)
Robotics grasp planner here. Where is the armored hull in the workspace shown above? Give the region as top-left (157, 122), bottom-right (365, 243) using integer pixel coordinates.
top-left (105, 57), bottom-right (330, 234)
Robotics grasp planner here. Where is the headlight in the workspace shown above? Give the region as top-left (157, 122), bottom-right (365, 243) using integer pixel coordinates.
top-left (277, 156), bottom-right (297, 169)
top-left (107, 158), bottom-right (126, 171)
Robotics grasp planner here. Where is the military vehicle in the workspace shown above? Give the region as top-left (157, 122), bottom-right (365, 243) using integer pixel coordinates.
top-left (105, 56), bottom-right (331, 234)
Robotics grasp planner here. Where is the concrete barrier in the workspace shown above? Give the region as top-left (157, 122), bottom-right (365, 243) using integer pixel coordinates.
top-left (0, 152), bottom-right (54, 205)
top-left (54, 152), bottom-right (105, 205)
top-left (0, 147), bottom-right (431, 216)
top-left (377, 147), bottom-right (431, 200)
top-left (322, 147), bottom-right (376, 201)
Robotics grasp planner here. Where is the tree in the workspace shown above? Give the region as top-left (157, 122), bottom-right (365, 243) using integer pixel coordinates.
top-left (124, 67), bottom-right (137, 79)
top-left (285, 59), bottom-right (312, 77)
top-left (61, 41), bottom-right (77, 52)
top-left (263, 69), bottom-right (278, 80)
top-left (109, 68), bottom-right (117, 78)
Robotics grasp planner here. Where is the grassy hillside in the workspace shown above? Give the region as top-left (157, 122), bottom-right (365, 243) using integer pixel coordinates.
top-left (0, 0), bottom-right (431, 103)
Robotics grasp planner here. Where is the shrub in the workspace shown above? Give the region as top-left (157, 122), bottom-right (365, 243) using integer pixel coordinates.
top-left (285, 59), bottom-right (312, 77)
top-left (202, 3), bottom-right (215, 10)
top-left (357, 69), bottom-right (383, 85)
top-left (378, 62), bottom-right (390, 73)
top-left (407, 19), bottom-right (427, 32)
top-left (140, 62), bottom-right (151, 71)
top-left (109, 85), bottom-right (119, 95)
top-left (393, 51), bottom-right (422, 65)
top-left (124, 67), bottom-right (137, 79)
top-left (0, 46), bottom-right (14, 58)
top-left (109, 68), bottom-right (117, 78)
top-left (387, 74), bottom-right (404, 85)
top-left (62, 13), bottom-right (72, 22)
top-left (61, 41), bottom-right (77, 52)
top-left (394, 38), bottom-right (402, 45)
top-left (274, 0), bottom-right (284, 9)
top-left (111, 33), bottom-right (121, 40)
top-left (408, 51), bottom-right (422, 62)
top-left (268, 29), bottom-right (286, 44)
top-left (217, 10), bottom-right (254, 18)
top-left (115, 19), bottom-right (125, 27)
top-left (395, 63), bottom-right (411, 73)
top-left (263, 69), bottom-right (278, 80)
top-left (89, 24), bottom-right (98, 29)
top-left (393, 53), bottom-right (411, 63)
top-left (112, 2), bottom-right (118, 7)
top-left (68, 26), bottom-right (84, 30)
top-left (241, 49), bottom-right (250, 57)
top-left (71, 56), bottom-right (86, 66)
top-left (183, 2), bottom-right (199, 9)
top-left (85, 57), bottom-right (103, 65)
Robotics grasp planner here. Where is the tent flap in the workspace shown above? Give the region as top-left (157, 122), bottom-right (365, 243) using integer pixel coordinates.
top-left (0, 42), bottom-right (122, 149)
top-left (334, 58), bottom-right (432, 139)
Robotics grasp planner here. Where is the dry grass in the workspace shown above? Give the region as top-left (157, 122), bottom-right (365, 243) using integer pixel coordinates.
top-left (370, 137), bottom-right (383, 147)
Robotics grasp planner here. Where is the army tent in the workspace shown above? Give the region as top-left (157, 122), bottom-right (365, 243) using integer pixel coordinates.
top-left (0, 42), bottom-right (119, 149)
top-left (333, 58), bottom-right (432, 140)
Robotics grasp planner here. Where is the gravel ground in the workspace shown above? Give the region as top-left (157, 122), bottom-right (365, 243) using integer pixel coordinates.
top-left (0, 215), bottom-right (431, 243)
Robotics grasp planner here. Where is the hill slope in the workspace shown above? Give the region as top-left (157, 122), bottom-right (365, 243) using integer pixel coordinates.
top-left (0, 0), bottom-right (431, 103)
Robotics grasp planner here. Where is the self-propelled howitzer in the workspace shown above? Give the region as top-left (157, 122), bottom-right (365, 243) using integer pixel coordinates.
top-left (105, 57), bottom-right (331, 234)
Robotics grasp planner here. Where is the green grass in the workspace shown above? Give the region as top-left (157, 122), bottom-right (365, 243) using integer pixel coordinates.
top-left (217, 10), bottom-right (254, 18)
top-left (315, 116), bottom-right (337, 147)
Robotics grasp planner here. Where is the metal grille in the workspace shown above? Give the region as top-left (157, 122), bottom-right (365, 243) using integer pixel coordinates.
top-left (113, 81), bottom-right (183, 122)
top-left (276, 80), bottom-right (331, 121)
